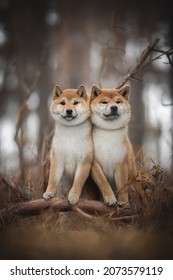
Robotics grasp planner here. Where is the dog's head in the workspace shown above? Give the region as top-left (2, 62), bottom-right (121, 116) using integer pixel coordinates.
top-left (90, 85), bottom-right (131, 130)
top-left (50, 85), bottom-right (90, 126)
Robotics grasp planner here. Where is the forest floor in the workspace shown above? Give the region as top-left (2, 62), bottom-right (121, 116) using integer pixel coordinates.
top-left (0, 164), bottom-right (173, 260)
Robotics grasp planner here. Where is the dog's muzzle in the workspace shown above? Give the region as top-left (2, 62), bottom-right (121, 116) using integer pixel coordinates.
top-left (103, 105), bottom-right (120, 118)
top-left (66, 109), bottom-right (73, 116)
top-left (62, 109), bottom-right (77, 121)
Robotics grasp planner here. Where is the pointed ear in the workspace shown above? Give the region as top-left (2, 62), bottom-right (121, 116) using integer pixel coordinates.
top-left (91, 85), bottom-right (101, 98)
top-left (52, 85), bottom-right (63, 99)
top-left (119, 85), bottom-right (130, 100)
top-left (76, 85), bottom-right (87, 98)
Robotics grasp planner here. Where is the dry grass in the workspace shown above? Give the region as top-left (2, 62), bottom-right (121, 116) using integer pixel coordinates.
top-left (1, 213), bottom-right (173, 260)
top-left (0, 161), bottom-right (173, 260)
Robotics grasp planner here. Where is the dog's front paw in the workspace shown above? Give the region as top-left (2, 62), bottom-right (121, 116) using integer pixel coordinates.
top-left (117, 200), bottom-right (126, 207)
top-left (68, 191), bottom-right (80, 205)
top-left (43, 192), bottom-right (55, 200)
top-left (104, 194), bottom-right (117, 206)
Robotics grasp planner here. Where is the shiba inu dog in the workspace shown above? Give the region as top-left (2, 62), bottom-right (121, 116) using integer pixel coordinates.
top-left (90, 85), bottom-right (137, 205)
top-left (43, 85), bottom-right (93, 205)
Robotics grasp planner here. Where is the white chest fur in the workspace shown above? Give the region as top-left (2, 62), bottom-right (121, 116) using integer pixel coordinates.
top-left (52, 120), bottom-right (92, 177)
top-left (93, 126), bottom-right (127, 181)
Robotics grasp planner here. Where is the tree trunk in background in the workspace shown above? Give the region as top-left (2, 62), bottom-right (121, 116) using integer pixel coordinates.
top-left (58, 2), bottom-right (90, 88)
top-left (169, 9), bottom-right (173, 171)
top-left (129, 81), bottom-right (144, 155)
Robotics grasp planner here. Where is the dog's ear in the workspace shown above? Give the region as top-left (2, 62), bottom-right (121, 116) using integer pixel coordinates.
top-left (77, 85), bottom-right (87, 99)
top-left (119, 85), bottom-right (130, 100)
top-left (91, 85), bottom-right (101, 98)
top-left (52, 85), bottom-right (63, 99)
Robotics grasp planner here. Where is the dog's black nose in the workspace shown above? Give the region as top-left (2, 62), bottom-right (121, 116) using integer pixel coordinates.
top-left (110, 105), bottom-right (118, 112)
top-left (66, 109), bottom-right (73, 115)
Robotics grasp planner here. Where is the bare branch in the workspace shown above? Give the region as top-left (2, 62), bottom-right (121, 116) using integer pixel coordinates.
top-left (116, 39), bottom-right (173, 88)
top-left (116, 38), bottom-right (160, 88)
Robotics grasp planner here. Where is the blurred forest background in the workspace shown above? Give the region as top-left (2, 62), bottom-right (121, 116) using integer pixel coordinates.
top-left (0, 0), bottom-right (173, 260)
top-left (0, 0), bottom-right (172, 193)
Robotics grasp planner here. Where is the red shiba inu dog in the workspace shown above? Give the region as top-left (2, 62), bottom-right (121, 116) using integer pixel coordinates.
top-left (43, 85), bottom-right (93, 205)
top-left (90, 85), bottom-right (137, 205)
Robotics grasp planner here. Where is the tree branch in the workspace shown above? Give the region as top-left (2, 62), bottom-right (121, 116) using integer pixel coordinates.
top-left (116, 38), bottom-right (160, 88)
top-left (0, 198), bottom-right (137, 225)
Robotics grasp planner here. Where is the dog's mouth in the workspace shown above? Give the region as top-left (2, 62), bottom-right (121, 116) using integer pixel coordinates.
top-left (61, 115), bottom-right (77, 121)
top-left (103, 112), bottom-right (120, 120)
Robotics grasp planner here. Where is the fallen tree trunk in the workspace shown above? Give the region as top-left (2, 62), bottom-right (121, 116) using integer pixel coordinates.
top-left (0, 197), bottom-right (138, 225)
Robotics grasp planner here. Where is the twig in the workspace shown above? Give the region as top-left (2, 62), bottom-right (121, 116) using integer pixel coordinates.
top-left (153, 48), bottom-right (173, 67)
top-left (116, 38), bottom-right (160, 88)
top-left (1, 178), bottom-right (22, 199)
top-left (110, 214), bottom-right (139, 221)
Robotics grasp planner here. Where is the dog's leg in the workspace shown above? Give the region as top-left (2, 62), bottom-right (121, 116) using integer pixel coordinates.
top-left (91, 161), bottom-right (117, 206)
top-left (114, 163), bottom-right (129, 204)
top-left (43, 150), bottom-right (63, 200)
top-left (68, 157), bottom-right (92, 205)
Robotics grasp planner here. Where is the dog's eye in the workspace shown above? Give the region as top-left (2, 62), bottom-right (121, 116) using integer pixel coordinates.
top-left (60, 101), bottom-right (65, 105)
top-left (116, 100), bottom-right (121, 104)
top-left (74, 101), bottom-right (79, 105)
top-left (101, 101), bottom-right (108, 104)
